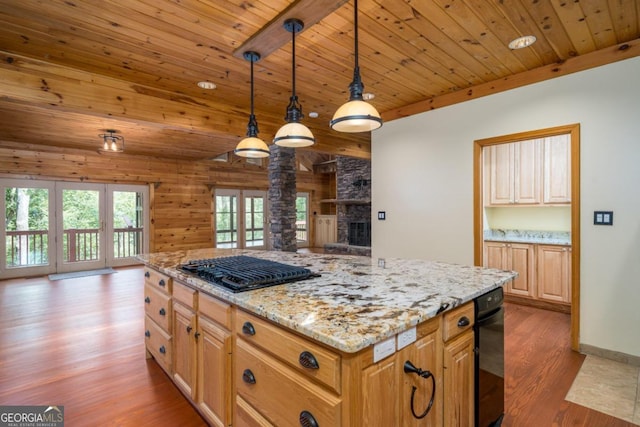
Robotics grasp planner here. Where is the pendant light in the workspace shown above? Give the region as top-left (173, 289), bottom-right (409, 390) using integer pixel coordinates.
top-left (235, 51), bottom-right (270, 158)
top-left (330, 0), bottom-right (382, 133)
top-left (273, 18), bottom-right (315, 148)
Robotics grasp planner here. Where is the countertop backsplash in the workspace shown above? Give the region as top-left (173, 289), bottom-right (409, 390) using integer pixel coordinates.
top-left (484, 229), bottom-right (571, 245)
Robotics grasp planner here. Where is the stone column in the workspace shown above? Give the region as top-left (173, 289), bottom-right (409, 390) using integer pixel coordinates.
top-left (268, 145), bottom-right (297, 252)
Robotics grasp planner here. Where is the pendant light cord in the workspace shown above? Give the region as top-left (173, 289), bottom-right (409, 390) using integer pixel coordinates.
top-left (291, 24), bottom-right (297, 99)
top-left (354, 0), bottom-right (359, 72)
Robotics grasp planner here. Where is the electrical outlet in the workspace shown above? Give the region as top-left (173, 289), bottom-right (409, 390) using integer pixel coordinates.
top-left (397, 327), bottom-right (417, 350)
top-left (373, 336), bottom-right (396, 363)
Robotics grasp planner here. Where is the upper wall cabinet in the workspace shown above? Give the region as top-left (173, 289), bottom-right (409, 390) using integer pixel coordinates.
top-left (485, 135), bottom-right (570, 206)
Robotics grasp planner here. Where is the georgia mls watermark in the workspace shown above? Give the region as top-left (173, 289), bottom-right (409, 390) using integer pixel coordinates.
top-left (0, 406), bottom-right (64, 427)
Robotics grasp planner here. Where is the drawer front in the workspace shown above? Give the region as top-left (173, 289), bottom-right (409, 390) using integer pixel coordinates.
top-left (236, 339), bottom-right (341, 427)
top-left (145, 315), bottom-right (172, 373)
top-left (236, 310), bottom-right (341, 393)
top-left (443, 302), bottom-right (474, 342)
top-left (199, 292), bottom-right (232, 330)
top-left (235, 395), bottom-right (274, 427)
top-left (144, 284), bottom-right (172, 332)
top-left (144, 267), bottom-right (172, 295)
top-left (173, 280), bottom-right (197, 309)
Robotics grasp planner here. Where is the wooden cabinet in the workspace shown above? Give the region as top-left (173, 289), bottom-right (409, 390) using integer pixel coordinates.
top-left (486, 136), bottom-right (570, 206)
top-left (536, 244), bottom-right (571, 303)
top-left (172, 301), bottom-right (197, 399)
top-left (487, 139), bottom-right (540, 205)
top-left (484, 241), bottom-right (535, 298)
top-left (442, 303), bottom-right (475, 427)
top-left (543, 135), bottom-right (571, 204)
top-left (143, 268), bottom-right (173, 374)
top-left (315, 214), bottom-right (337, 246)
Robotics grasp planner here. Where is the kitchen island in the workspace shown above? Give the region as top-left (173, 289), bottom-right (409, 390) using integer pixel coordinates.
top-left (139, 248), bottom-right (516, 426)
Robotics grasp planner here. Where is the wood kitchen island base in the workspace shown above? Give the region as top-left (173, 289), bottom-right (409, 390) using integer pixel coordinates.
top-left (140, 249), bottom-right (515, 426)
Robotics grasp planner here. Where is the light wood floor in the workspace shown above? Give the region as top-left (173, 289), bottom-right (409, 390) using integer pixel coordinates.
top-left (0, 267), bottom-right (635, 426)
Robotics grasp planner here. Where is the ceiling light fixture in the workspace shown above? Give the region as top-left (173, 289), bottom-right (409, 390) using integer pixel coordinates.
top-left (508, 35), bottom-right (537, 50)
top-left (234, 51), bottom-right (270, 158)
top-left (197, 81), bottom-right (217, 90)
top-left (330, 0), bottom-right (382, 133)
top-left (98, 129), bottom-right (124, 153)
top-left (273, 18), bottom-right (315, 148)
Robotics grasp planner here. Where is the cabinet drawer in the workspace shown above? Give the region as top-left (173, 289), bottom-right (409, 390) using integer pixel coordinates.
top-left (173, 280), bottom-right (197, 309)
top-left (443, 302), bottom-right (474, 342)
top-left (144, 283), bottom-right (172, 332)
top-left (145, 315), bottom-right (172, 373)
top-left (144, 267), bottom-right (172, 295)
top-left (199, 292), bottom-right (232, 330)
top-left (236, 339), bottom-right (341, 427)
top-left (236, 310), bottom-right (341, 393)
top-left (235, 395), bottom-right (274, 427)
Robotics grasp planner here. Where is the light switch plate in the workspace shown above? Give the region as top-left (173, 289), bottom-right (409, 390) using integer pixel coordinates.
top-left (378, 211), bottom-right (386, 220)
top-left (373, 336), bottom-right (396, 363)
top-left (594, 211), bottom-right (614, 225)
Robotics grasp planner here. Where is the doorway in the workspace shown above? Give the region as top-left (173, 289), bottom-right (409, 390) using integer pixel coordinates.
top-left (1, 179), bottom-right (149, 278)
top-left (473, 124), bottom-right (581, 351)
top-left (214, 189), bottom-right (267, 249)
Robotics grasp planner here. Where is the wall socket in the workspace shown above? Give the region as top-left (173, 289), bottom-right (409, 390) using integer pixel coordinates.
top-left (397, 327), bottom-right (417, 350)
top-left (593, 211), bottom-right (614, 225)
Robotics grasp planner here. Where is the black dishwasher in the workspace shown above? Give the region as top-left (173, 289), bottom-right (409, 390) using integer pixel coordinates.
top-left (474, 287), bottom-right (505, 427)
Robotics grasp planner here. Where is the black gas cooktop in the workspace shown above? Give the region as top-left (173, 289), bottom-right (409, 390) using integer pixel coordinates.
top-left (178, 255), bottom-right (318, 293)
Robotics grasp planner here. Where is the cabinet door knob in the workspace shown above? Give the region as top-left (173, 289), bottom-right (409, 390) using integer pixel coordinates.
top-left (242, 369), bottom-right (256, 384)
top-left (299, 351), bottom-right (320, 370)
top-left (159, 308), bottom-right (166, 316)
top-left (144, 271), bottom-right (150, 278)
top-left (457, 316), bottom-right (470, 328)
top-left (159, 345), bottom-right (166, 354)
top-left (158, 279), bottom-right (166, 287)
top-left (299, 410), bottom-right (319, 427)
top-left (186, 325), bottom-right (192, 334)
top-left (194, 332), bottom-right (200, 340)
top-left (242, 321), bottom-right (256, 336)
top-left (144, 296), bottom-right (151, 304)
top-left (144, 330), bottom-right (150, 338)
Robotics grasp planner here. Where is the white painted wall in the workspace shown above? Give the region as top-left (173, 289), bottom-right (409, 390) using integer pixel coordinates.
top-left (372, 56), bottom-right (640, 358)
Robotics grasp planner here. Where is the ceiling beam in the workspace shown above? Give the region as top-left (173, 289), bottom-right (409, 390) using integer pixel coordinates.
top-left (233, 0), bottom-right (350, 59)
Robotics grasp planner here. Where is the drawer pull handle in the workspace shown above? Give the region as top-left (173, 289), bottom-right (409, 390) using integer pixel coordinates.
top-left (144, 330), bottom-right (150, 338)
top-left (242, 369), bottom-right (256, 384)
top-left (299, 351), bottom-right (320, 370)
top-left (457, 316), bottom-right (470, 328)
top-left (144, 271), bottom-right (150, 278)
top-left (158, 279), bottom-right (166, 287)
top-left (194, 332), bottom-right (200, 340)
top-left (299, 410), bottom-right (319, 427)
top-left (159, 345), bottom-right (166, 354)
top-left (159, 308), bottom-right (166, 316)
top-left (242, 321), bottom-right (256, 336)
top-left (186, 325), bottom-right (192, 334)
top-left (144, 296), bottom-right (151, 304)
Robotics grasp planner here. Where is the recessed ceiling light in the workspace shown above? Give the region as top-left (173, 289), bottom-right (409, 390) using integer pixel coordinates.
top-left (308, 112), bottom-right (319, 118)
top-left (197, 81), bottom-right (217, 90)
top-left (508, 35), bottom-right (537, 50)
top-left (363, 93), bottom-right (375, 101)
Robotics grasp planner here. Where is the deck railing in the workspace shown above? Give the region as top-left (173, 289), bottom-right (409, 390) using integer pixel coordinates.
top-left (296, 221), bottom-right (307, 242)
top-left (5, 227), bottom-right (143, 267)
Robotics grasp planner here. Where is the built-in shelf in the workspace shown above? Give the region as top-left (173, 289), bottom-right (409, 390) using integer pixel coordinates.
top-left (320, 199), bottom-right (371, 205)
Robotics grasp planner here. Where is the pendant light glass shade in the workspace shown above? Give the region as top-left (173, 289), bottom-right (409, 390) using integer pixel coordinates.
top-left (274, 18), bottom-right (315, 148)
top-left (330, 0), bottom-right (382, 133)
top-left (235, 51), bottom-right (270, 158)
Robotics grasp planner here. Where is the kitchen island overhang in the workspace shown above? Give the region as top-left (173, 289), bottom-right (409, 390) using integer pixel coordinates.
top-left (138, 248), bottom-right (517, 353)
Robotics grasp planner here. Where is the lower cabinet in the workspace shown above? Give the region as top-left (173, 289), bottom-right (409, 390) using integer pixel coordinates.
top-left (484, 241), bottom-right (571, 307)
top-left (443, 330), bottom-right (475, 427)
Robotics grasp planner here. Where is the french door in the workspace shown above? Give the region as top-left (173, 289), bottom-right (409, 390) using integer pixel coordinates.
top-left (1, 179), bottom-right (148, 278)
top-left (214, 189), bottom-right (267, 249)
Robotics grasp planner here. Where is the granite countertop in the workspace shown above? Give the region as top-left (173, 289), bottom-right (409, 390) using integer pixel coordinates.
top-left (138, 249), bottom-right (516, 353)
top-left (484, 229), bottom-right (571, 245)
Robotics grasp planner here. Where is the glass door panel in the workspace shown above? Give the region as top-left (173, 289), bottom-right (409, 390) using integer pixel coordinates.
top-left (296, 192), bottom-right (309, 247)
top-left (1, 179), bottom-right (55, 278)
top-left (244, 192), bottom-right (266, 249)
top-left (215, 190), bottom-right (239, 248)
top-left (107, 184), bottom-right (149, 267)
top-left (56, 183), bottom-right (105, 272)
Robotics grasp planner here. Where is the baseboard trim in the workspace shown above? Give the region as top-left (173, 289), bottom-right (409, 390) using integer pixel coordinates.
top-left (579, 343), bottom-right (640, 367)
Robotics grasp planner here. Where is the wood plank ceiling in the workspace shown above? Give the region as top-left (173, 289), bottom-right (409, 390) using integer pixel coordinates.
top-left (0, 0), bottom-right (638, 162)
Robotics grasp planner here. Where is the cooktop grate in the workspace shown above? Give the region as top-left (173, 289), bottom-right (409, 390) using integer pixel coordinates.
top-left (178, 255), bottom-right (318, 292)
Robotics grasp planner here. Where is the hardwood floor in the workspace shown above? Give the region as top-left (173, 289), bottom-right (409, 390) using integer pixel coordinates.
top-left (0, 267), bottom-right (635, 426)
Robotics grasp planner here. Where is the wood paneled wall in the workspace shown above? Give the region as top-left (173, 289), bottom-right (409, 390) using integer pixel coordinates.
top-left (0, 142), bottom-right (330, 251)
